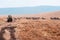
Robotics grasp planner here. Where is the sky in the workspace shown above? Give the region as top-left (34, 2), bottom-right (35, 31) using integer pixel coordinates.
top-left (0, 0), bottom-right (60, 8)
top-left (0, 0), bottom-right (60, 15)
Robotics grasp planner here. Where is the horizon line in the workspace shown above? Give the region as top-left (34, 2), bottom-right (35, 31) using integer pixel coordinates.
top-left (0, 5), bottom-right (60, 8)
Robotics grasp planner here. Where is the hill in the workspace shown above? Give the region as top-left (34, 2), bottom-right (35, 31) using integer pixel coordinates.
top-left (0, 6), bottom-right (60, 15)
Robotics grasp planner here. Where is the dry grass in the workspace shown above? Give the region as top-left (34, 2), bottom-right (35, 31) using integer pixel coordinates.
top-left (0, 17), bottom-right (60, 40)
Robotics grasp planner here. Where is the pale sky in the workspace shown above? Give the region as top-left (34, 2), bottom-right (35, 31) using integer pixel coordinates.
top-left (0, 0), bottom-right (60, 8)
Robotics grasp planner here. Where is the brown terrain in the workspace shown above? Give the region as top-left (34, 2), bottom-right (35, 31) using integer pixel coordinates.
top-left (0, 11), bottom-right (60, 40)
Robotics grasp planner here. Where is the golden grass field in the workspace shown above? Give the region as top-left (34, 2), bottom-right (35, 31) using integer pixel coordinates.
top-left (0, 17), bottom-right (60, 40)
top-left (0, 11), bottom-right (60, 40)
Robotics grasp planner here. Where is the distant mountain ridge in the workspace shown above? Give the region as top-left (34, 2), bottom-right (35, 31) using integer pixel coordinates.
top-left (0, 6), bottom-right (60, 15)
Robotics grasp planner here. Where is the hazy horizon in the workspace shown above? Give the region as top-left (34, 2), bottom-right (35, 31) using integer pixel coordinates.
top-left (0, 6), bottom-right (60, 15)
